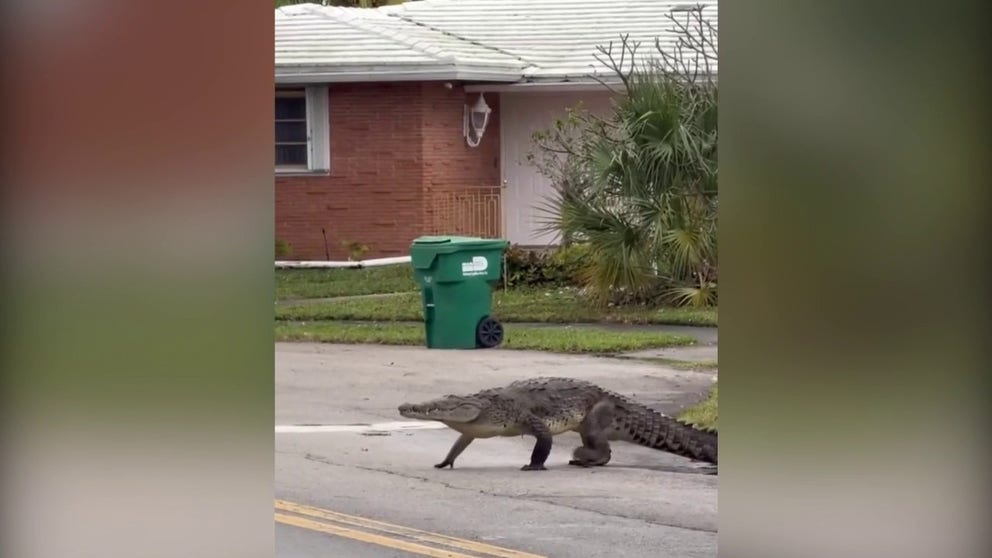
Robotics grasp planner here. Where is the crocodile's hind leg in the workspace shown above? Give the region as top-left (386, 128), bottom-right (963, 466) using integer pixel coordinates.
top-left (569, 433), bottom-right (611, 467)
top-left (569, 399), bottom-right (614, 467)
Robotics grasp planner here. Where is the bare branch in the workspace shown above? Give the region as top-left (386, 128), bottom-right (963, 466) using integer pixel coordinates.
top-left (592, 34), bottom-right (641, 89)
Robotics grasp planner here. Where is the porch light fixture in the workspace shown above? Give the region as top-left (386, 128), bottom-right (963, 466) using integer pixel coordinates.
top-left (463, 93), bottom-right (491, 147)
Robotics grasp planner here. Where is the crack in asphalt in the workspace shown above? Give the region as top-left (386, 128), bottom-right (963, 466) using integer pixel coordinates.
top-left (298, 452), bottom-right (717, 534)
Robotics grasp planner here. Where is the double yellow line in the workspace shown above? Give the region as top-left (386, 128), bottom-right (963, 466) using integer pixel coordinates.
top-left (275, 499), bottom-right (546, 558)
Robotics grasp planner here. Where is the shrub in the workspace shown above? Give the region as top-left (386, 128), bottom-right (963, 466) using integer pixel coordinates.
top-left (501, 244), bottom-right (591, 288)
top-left (275, 238), bottom-right (293, 259)
top-left (527, 10), bottom-right (718, 308)
top-left (341, 240), bottom-right (370, 261)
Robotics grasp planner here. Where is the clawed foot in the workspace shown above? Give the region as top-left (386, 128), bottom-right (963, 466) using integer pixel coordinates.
top-left (520, 464), bottom-right (547, 471)
top-left (434, 461), bottom-right (453, 469)
top-left (568, 459), bottom-right (591, 467)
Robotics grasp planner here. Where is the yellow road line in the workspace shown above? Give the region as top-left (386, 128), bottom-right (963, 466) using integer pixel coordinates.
top-left (275, 513), bottom-right (477, 558)
top-left (275, 499), bottom-right (546, 558)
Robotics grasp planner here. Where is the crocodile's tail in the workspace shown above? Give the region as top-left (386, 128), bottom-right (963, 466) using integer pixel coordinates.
top-left (608, 394), bottom-right (718, 464)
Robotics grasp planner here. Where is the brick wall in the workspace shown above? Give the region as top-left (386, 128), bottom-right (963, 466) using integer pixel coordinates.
top-left (274, 81), bottom-right (500, 260)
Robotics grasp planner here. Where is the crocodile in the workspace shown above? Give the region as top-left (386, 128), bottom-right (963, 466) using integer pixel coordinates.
top-left (397, 376), bottom-right (717, 471)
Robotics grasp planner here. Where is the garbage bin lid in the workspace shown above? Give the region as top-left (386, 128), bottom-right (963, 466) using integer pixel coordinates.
top-left (411, 236), bottom-right (461, 244)
top-left (411, 235), bottom-right (506, 247)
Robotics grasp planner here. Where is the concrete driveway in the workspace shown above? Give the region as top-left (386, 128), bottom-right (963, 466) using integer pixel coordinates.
top-left (275, 342), bottom-right (718, 558)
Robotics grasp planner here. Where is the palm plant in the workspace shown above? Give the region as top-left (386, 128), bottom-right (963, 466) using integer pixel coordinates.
top-left (530, 8), bottom-right (718, 307)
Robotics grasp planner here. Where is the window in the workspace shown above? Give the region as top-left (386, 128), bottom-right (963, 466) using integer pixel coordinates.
top-left (275, 90), bottom-right (307, 167)
top-left (275, 85), bottom-right (329, 173)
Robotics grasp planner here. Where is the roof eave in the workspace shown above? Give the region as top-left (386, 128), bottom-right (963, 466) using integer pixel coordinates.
top-left (275, 64), bottom-right (523, 84)
top-left (464, 71), bottom-right (719, 92)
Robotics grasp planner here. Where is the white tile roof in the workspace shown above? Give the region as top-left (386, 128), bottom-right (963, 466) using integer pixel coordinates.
top-left (275, 4), bottom-right (524, 82)
top-left (275, 0), bottom-right (717, 84)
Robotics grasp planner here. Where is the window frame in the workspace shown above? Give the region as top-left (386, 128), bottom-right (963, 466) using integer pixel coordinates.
top-left (275, 85), bottom-right (329, 175)
top-left (275, 89), bottom-right (308, 170)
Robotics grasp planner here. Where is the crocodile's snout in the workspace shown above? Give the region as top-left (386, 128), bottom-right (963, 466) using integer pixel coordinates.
top-left (399, 403), bottom-right (431, 416)
top-left (399, 397), bottom-right (482, 423)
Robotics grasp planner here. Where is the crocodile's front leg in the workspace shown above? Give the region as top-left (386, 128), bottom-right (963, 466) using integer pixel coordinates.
top-left (435, 434), bottom-right (474, 469)
top-left (521, 416), bottom-right (552, 471)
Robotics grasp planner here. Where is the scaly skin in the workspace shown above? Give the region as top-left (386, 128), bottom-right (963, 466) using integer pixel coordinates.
top-left (397, 377), bottom-right (717, 471)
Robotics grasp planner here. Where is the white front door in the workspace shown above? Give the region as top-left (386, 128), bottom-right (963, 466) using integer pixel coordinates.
top-left (499, 91), bottom-right (614, 246)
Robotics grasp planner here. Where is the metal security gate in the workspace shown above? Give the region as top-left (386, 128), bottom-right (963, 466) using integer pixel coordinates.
top-left (427, 187), bottom-right (502, 238)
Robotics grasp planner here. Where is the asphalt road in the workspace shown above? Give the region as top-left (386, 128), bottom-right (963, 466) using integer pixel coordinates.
top-left (275, 342), bottom-right (718, 558)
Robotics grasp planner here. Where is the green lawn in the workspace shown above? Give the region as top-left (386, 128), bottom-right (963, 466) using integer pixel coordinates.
top-left (619, 356), bottom-right (718, 371)
top-left (276, 287), bottom-right (717, 326)
top-left (678, 384), bottom-right (718, 432)
top-left (276, 266), bottom-right (417, 300)
top-left (275, 321), bottom-right (696, 354)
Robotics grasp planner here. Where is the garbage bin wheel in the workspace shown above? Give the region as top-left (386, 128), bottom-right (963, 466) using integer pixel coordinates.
top-left (476, 316), bottom-right (504, 348)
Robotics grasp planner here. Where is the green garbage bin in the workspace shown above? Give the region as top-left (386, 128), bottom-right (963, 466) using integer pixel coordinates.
top-left (410, 235), bottom-right (509, 349)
